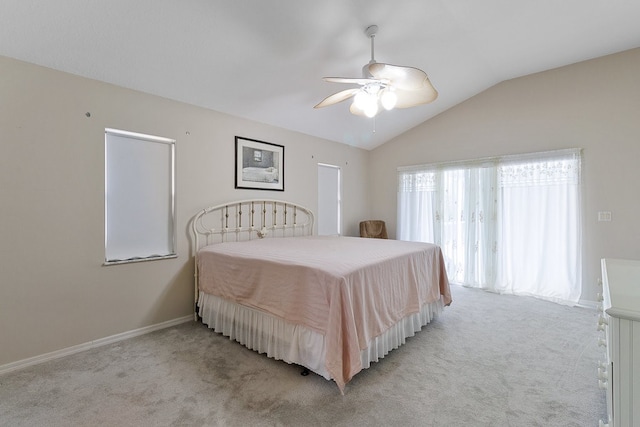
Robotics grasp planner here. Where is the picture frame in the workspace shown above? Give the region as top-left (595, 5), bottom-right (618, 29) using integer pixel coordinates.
top-left (235, 136), bottom-right (284, 191)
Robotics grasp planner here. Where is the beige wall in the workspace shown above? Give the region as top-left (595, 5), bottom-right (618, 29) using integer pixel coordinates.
top-left (0, 56), bottom-right (369, 366)
top-left (3, 47), bottom-right (638, 367)
top-left (369, 48), bottom-right (640, 304)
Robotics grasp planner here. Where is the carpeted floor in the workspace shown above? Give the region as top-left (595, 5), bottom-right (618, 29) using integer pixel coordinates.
top-left (0, 285), bottom-right (607, 426)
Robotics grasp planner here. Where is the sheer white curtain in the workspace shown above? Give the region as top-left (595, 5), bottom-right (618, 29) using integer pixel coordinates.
top-left (398, 149), bottom-right (582, 305)
top-left (494, 153), bottom-right (582, 303)
top-left (398, 169), bottom-right (438, 243)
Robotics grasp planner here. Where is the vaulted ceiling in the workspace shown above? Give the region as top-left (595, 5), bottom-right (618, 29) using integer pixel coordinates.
top-left (2, 1), bottom-right (639, 150)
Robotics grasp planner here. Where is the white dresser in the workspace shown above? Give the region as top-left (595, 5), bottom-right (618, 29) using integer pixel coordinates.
top-left (600, 258), bottom-right (640, 427)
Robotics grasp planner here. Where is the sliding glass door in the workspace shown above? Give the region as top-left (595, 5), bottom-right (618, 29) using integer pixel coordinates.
top-left (398, 149), bottom-right (582, 304)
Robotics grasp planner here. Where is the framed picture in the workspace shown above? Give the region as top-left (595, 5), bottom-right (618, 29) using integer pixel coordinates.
top-left (235, 136), bottom-right (284, 191)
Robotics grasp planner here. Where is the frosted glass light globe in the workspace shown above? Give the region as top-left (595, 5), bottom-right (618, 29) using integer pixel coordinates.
top-left (364, 102), bottom-right (379, 118)
top-left (353, 91), bottom-right (368, 110)
top-left (381, 89), bottom-right (397, 110)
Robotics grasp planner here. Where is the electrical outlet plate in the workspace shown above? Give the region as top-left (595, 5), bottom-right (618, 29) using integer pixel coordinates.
top-left (598, 211), bottom-right (612, 222)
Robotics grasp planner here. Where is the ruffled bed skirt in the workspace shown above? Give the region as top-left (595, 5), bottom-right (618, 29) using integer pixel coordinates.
top-left (198, 291), bottom-right (444, 382)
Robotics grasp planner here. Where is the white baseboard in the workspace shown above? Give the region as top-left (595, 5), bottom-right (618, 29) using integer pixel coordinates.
top-left (0, 315), bottom-right (193, 376)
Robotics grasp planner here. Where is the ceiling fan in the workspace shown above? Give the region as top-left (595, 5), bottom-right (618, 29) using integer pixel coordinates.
top-left (314, 25), bottom-right (438, 118)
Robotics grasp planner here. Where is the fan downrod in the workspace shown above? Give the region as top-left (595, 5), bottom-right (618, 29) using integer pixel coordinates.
top-left (365, 25), bottom-right (379, 66)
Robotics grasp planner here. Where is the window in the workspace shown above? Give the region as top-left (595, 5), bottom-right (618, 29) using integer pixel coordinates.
top-left (398, 149), bottom-right (582, 304)
top-left (104, 129), bottom-right (176, 265)
top-left (317, 163), bottom-right (341, 236)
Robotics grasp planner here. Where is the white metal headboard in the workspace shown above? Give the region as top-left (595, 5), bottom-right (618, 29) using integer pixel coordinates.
top-left (191, 199), bottom-right (315, 314)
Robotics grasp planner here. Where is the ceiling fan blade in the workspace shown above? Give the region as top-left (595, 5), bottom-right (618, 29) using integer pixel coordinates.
top-left (314, 88), bottom-right (360, 109)
top-left (367, 63), bottom-right (430, 91)
top-left (323, 77), bottom-right (379, 85)
top-left (394, 83), bottom-right (438, 108)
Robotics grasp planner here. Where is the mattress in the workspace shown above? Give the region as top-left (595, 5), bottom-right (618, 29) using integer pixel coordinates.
top-left (197, 235), bottom-right (451, 392)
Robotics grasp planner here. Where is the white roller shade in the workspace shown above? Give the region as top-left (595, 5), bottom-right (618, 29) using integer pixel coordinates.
top-left (105, 128), bottom-right (176, 264)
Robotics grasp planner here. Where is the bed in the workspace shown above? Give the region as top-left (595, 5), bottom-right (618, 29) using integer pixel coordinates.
top-left (192, 199), bottom-right (451, 393)
top-left (242, 166), bottom-right (279, 183)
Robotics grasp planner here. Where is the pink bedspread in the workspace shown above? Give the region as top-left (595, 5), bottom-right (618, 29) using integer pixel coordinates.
top-left (197, 235), bottom-right (451, 392)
